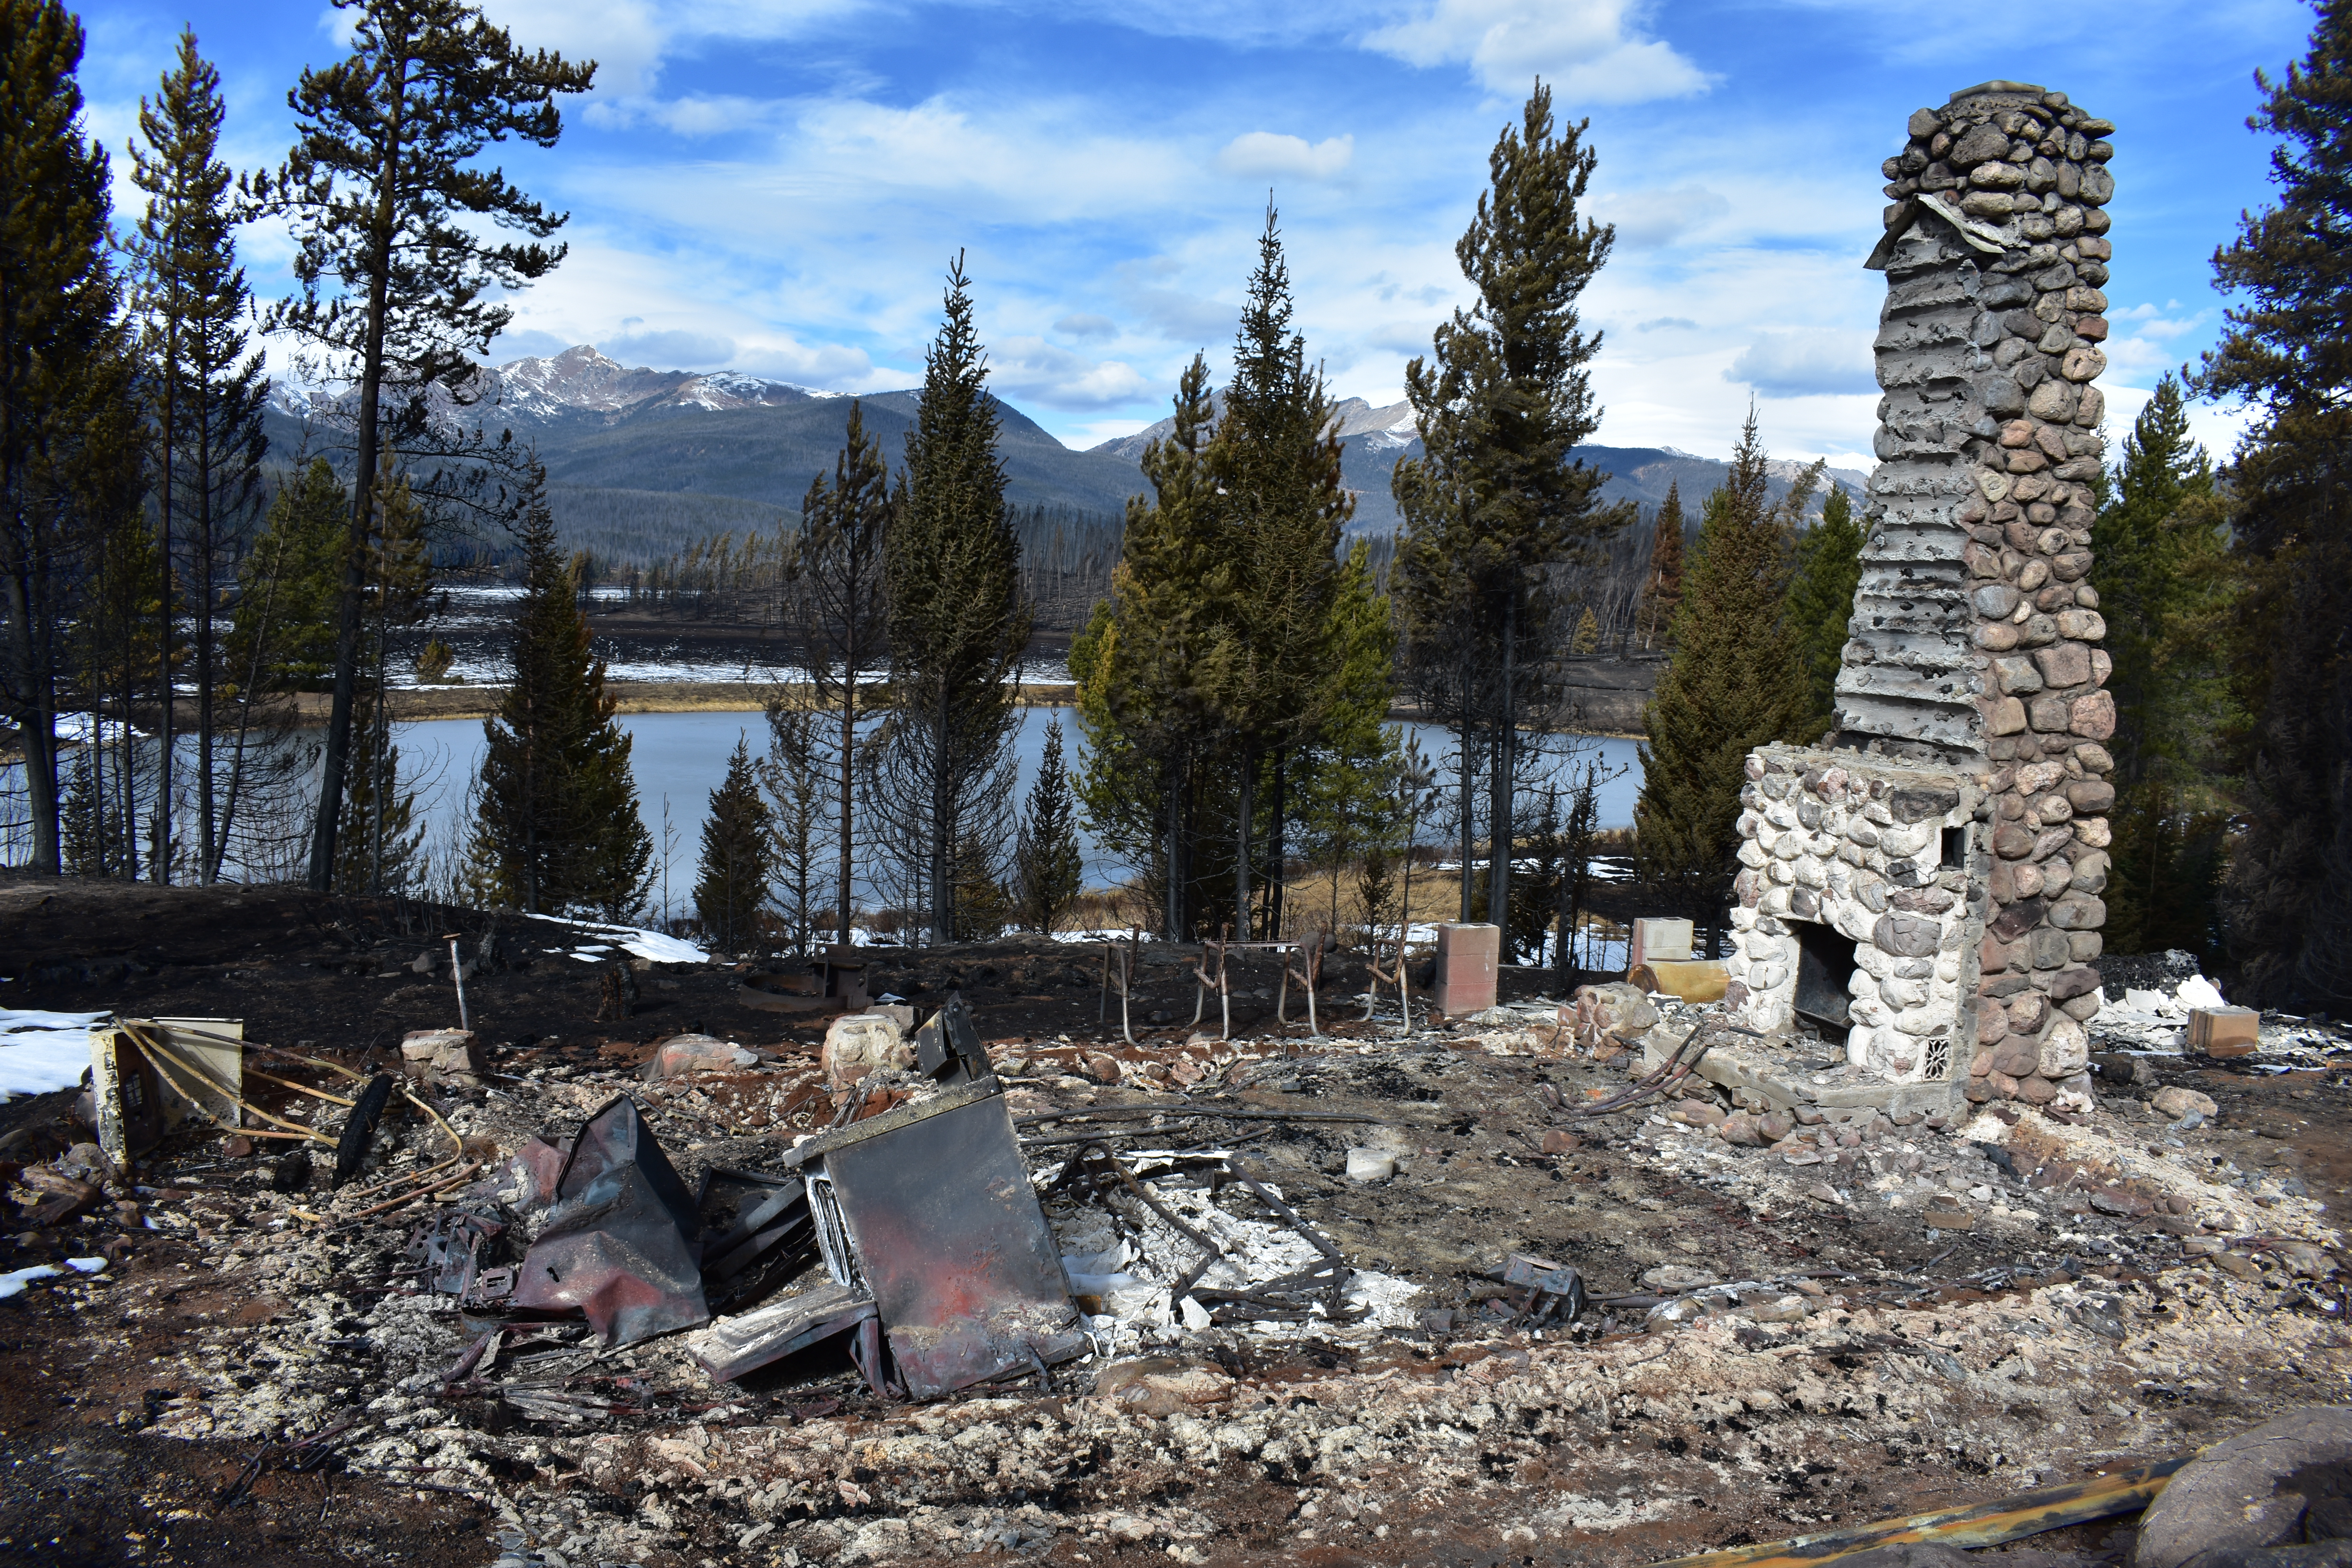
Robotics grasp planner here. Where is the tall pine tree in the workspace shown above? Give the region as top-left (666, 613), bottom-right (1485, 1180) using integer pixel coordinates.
top-left (129, 29), bottom-right (269, 884)
top-left (0, 0), bottom-right (123, 875)
top-left (254, 0), bottom-right (593, 891)
top-left (1070, 354), bottom-right (1230, 938)
top-left (1392, 81), bottom-right (1628, 949)
top-left (1634, 411), bottom-right (1818, 950)
top-left (878, 255), bottom-right (1029, 944)
top-left (1785, 485), bottom-right (1863, 731)
top-left (470, 473), bottom-right (653, 917)
top-left (695, 735), bottom-right (773, 951)
top-left (2190, 0), bottom-right (2352, 1009)
top-left (1205, 205), bottom-right (1350, 940)
top-left (2094, 377), bottom-right (2230, 960)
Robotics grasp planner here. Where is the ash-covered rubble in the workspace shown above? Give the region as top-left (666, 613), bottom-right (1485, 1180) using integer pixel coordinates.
top-left (9, 954), bottom-right (2352, 1568)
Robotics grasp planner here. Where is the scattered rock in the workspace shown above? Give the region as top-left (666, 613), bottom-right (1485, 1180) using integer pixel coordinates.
top-left (1640, 1264), bottom-right (1720, 1292)
top-left (2153, 1086), bottom-right (2220, 1121)
top-left (2136, 1406), bottom-right (2352, 1568)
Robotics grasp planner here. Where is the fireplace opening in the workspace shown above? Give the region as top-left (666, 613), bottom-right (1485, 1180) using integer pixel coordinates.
top-left (1941, 825), bottom-right (1968, 870)
top-left (1791, 920), bottom-right (1859, 1030)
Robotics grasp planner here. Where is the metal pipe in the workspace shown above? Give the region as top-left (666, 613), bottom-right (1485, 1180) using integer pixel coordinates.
top-left (445, 935), bottom-right (471, 1032)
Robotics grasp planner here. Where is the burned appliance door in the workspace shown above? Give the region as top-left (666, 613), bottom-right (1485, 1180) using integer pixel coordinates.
top-left (817, 1086), bottom-right (1083, 1398)
top-left (514, 1096), bottom-right (708, 1346)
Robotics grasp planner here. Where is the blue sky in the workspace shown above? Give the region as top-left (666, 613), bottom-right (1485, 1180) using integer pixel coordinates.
top-left (71, 0), bottom-right (2317, 463)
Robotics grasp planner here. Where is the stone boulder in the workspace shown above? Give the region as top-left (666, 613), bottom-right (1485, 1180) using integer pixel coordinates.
top-left (2152, 1086), bottom-right (2220, 1121)
top-left (1568, 983), bottom-right (1659, 1055)
top-left (822, 1013), bottom-right (911, 1090)
top-left (399, 1029), bottom-right (484, 1089)
top-left (647, 1033), bottom-right (759, 1078)
top-left (2138, 1408), bottom-right (2352, 1568)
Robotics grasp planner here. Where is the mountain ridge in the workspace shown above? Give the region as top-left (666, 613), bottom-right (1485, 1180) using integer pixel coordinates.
top-left (265, 345), bottom-right (1873, 556)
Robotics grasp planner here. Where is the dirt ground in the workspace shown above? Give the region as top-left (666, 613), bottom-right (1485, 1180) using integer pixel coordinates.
top-left (3, 873), bottom-right (2349, 1568)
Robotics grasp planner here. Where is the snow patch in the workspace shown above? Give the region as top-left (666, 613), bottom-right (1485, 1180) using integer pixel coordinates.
top-left (0, 1008), bottom-right (105, 1097)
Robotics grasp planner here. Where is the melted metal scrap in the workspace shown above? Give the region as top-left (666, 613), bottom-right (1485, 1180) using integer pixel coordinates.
top-left (785, 1076), bottom-right (1086, 1399)
top-left (512, 1096), bottom-right (708, 1347)
top-left (406, 1210), bottom-right (506, 1299)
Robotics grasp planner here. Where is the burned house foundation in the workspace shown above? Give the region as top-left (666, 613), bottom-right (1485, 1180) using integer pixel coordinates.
top-left (1718, 81), bottom-right (2118, 1119)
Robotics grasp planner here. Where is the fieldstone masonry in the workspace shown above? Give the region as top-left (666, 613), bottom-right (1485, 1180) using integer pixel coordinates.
top-left (1724, 81), bottom-right (2114, 1115)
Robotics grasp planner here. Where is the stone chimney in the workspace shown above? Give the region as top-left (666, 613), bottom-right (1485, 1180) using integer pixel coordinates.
top-left (1722, 82), bottom-right (2116, 1116)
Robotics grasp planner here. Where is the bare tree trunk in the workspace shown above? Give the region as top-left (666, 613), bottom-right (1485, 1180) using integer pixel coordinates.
top-left (1234, 745), bottom-right (1254, 942)
top-left (929, 682), bottom-right (951, 945)
top-left (154, 352), bottom-right (175, 884)
top-left (1267, 747), bottom-right (1287, 938)
top-left (1163, 764), bottom-right (1183, 941)
top-left (306, 53), bottom-right (407, 892)
top-left (1490, 594), bottom-right (1516, 952)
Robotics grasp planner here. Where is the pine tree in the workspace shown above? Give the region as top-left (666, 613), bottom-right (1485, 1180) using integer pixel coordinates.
top-left (1570, 607), bottom-right (1600, 655)
top-left (1070, 354), bottom-right (1231, 938)
top-left (1785, 484), bottom-right (1864, 730)
top-left (789, 400), bottom-right (891, 945)
top-left (877, 256), bottom-right (1030, 943)
top-left (253, 0), bottom-right (594, 891)
top-left (1634, 411), bottom-right (1819, 950)
top-left (695, 735), bottom-right (773, 951)
top-left (470, 473), bottom-right (653, 918)
top-left (0, 0), bottom-right (123, 875)
top-left (128, 29), bottom-right (269, 884)
top-left (1205, 205), bottom-right (1351, 939)
top-left (1392, 81), bottom-right (1629, 951)
top-left (1014, 714), bottom-right (1085, 933)
top-left (2093, 376), bottom-right (2230, 961)
top-left (2093, 377), bottom-right (2219, 789)
top-left (1637, 483), bottom-right (1685, 651)
top-left (2189, 0), bottom-right (2352, 1009)
top-left (228, 458), bottom-right (347, 689)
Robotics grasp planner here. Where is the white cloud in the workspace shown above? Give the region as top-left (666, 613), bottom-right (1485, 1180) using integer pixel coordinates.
top-left (477, 0), bottom-right (866, 97)
top-left (989, 336), bottom-right (1152, 410)
top-left (732, 335), bottom-right (884, 388)
top-left (1215, 131), bottom-right (1355, 183)
top-left (1724, 329), bottom-right (1878, 398)
top-left (1594, 185), bottom-right (1730, 249)
top-left (1055, 314), bottom-right (1120, 339)
top-left (586, 93), bottom-right (786, 137)
top-left (1363, 0), bottom-right (1710, 102)
top-left (602, 328), bottom-right (736, 366)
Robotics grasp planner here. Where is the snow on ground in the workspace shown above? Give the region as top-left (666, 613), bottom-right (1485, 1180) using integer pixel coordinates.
top-left (0, 1007), bottom-right (106, 1097)
top-left (518, 912), bottom-right (708, 964)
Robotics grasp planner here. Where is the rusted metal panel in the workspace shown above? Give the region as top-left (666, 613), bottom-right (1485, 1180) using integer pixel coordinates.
top-left (817, 1087), bottom-right (1083, 1398)
top-left (512, 1096), bottom-right (708, 1347)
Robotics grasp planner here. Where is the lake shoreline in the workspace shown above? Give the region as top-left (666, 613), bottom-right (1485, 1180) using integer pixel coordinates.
top-left (30, 680), bottom-right (1648, 741)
